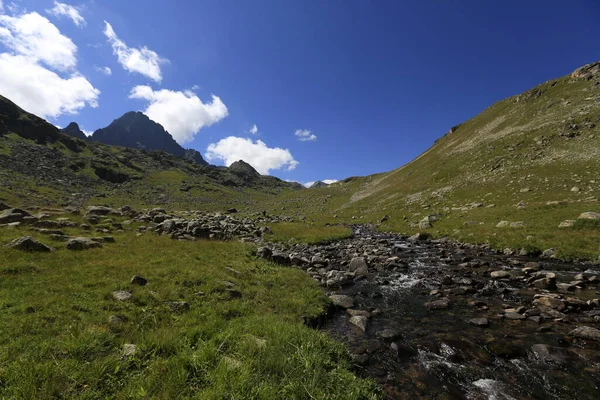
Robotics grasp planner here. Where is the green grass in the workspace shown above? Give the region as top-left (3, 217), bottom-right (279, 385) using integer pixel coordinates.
top-left (0, 225), bottom-right (379, 399)
top-left (264, 222), bottom-right (353, 245)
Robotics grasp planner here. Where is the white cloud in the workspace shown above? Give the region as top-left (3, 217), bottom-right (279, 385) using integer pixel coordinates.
top-left (205, 136), bottom-right (298, 175)
top-left (249, 124), bottom-right (258, 135)
top-left (0, 54), bottom-right (99, 118)
top-left (129, 85), bottom-right (228, 144)
top-left (295, 129), bottom-right (317, 141)
top-left (303, 181), bottom-right (315, 188)
top-left (0, 12), bottom-right (77, 70)
top-left (0, 12), bottom-right (99, 118)
top-left (103, 21), bottom-right (167, 82)
top-left (95, 65), bottom-right (111, 75)
top-left (47, 1), bottom-right (86, 27)
top-left (81, 128), bottom-right (93, 136)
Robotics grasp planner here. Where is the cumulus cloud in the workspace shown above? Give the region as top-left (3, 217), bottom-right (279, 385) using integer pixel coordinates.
top-left (0, 12), bottom-right (77, 70)
top-left (47, 1), bottom-right (86, 27)
top-left (95, 65), bottom-right (111, 75)
top-left (104, 21), bottom-right (167, 82)
top-left (129, 85), bottom-right (228, 144)
top-left (205, 136), bottom-right (298, 175)
top-left (249, 124), bottom-right (258, 135)
top-left (0, 12), bottom-right (99, 118)
top-left (295, 129), bottom-right (317, 141)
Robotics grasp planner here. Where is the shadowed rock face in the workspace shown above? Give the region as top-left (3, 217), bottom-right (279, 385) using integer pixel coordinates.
top-left (61, 122), bottom-right (88, 140)
top-left (92, 111), bottom-right (208, 165)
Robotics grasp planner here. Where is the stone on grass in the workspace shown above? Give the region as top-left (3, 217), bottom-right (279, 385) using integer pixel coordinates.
top-left (168, 301), bottom-right (190, 312)
top-left (558, 220), bottom-right (576, 228)
top-left (6, 236), bottom-right (55, 252)
top-left (130, 275), bottom-right (148, 286)
top-left (112, 291), bottom-right (132, 301)
top-left (66, 237), bottom-right (103, 250)
top-left (578, 212), bottom-right (600, 220)
top-left (122, 344), bottom-right (139, 357)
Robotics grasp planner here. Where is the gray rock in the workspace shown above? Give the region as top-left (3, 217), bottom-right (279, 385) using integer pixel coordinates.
top-left (130, 275), bottom-right (148, 286)
top-left (504, 312), bottom-right (526, 320)
top-left (376, 328), bottom-right (401, 340)
top-left (349, 315), bottom-right (369, 332)
top-left (529, 344), bottom-right (575, 366)
top-left (112, 291), bottom-right (132, 301)
top-left (330, 294), bottom-right (354, 309)
top-left (66, 237), bottom-right (103, 250)
top-left (578, 212), bottom-right (600, 220)
top-left (558, 220), bottom-right (576, 228)
top-left (490, 270), bottom-right (511, 279)
top-left (469, 318), bottom-right (489, 327)
top-left (348, 257), bottom-right (368, 276)
top-left (6, 236), bottom-right (55, 252)
top-left (122, 343), bottom-right (139, 357)
top-left (568, 326), bottom-right (600, 342)
top-left (425, 298), bottom-right (450, 310)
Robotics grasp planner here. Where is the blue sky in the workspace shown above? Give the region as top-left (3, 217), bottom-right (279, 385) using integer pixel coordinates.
top-left (0, 1), bottom-right (599, 185)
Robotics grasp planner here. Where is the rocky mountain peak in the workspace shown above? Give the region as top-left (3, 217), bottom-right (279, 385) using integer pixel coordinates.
top-left (229, 160), bottom-right (259, 177)
top-left (91, 112), bottom-right (207, 165)
top-left (61, 122), bottom-right (87, 140)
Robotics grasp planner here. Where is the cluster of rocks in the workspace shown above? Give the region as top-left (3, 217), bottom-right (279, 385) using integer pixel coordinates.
top-left (126, 207), bottom-right (271, 241)
top-left (257, 225), bottom-right (600, 344)
top-left (559, 211), bottom-right (600, 228)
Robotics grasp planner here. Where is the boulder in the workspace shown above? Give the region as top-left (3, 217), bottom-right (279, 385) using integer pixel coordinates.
top-left (376, 328), bottom-right (401, 340)
top-left (85, 206), bottom-right (118, 217)
top-left (568, 326), bottom-right (600, 342)
top-left (330, 294), bottom-right (354, 309)
top-left (469, 318), bottom-right (489, 327)
top-left (6, 236), bottom-right (55, 252)
top-left (490, 270), bottom-right (511, 279)
top-left (348, 257), bottom-right (368, 276)
top-left (578, 212), bottom-right (600, 220)
top-left (529, 344), bottom-right (575, 366)
top-left (349, 315), bottom-right (368, 332)
top-left (66, 237), bottom-right (103, 250)
top-left (558, 220), bottom-right (576, 228)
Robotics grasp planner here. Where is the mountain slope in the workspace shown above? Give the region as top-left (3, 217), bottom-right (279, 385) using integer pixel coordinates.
top-left (61, 122), bottom-right (88, 140)
top-left (270, 62), bottom-right (600, 259)
top-left (0, 95), bottom-right (301, 209)
top-left (91, 111), bottom-right (208, 166)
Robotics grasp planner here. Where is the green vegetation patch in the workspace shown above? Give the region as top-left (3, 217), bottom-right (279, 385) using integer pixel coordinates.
top-left (0, 228), bottom-right (378, 399)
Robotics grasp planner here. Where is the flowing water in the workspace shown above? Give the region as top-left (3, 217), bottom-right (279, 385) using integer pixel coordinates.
top-left (315, 227), bottom-right (600, 399)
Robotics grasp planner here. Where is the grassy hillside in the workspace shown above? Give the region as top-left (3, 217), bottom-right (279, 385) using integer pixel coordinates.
top-left (259, 63), bottom-right (600, 260)
top-left (0, 94), bottom-right (301, 211)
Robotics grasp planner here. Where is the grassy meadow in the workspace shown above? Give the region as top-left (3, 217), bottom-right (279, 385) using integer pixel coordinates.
top-left (0, 223), bottom-right (380, 399)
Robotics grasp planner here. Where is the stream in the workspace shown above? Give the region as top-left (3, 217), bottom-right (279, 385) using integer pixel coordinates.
top-left (261, 225), bottom-right (600, 399)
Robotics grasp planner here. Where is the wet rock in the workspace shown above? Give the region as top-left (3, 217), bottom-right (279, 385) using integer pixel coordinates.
top-left (346, 309), bottom-right (371, 318)
top-left (568, 326), bottom-right (600, 342)
top-left (330, 294), bottom-right (354, 309)
top-left (130, 275), bottom-right (148, 286)
top-left (408, 233), bottom-right (430, 242)
top-left (376, 328), bottom-right (401, 340)
top-left (529, 344), bottom-right (575, 366)
top-left (425, 298), bottom-right (450, 310)
top-left (350, 353), bottom-right (370, 366)
top-left (66, 237), bottom-right (103, 250)
top-left (490, 270), bottom-right (511, 279)
top-left (469, 318), bottom-right (489, 327)
top-left (349, 315), bottom-right (369, 332)
top-left (112, 291), bottom-right (132, 301)
top-left (504, 312), bottom-right (526, 320)
top-left (270, 251), bottom-right (290, 265)
top-left (348, 257), bottom-right (368, 276)
top-left (6, 236), bottom-right (55, 252)
top-left (533, 296), bottom-right (565, 311)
